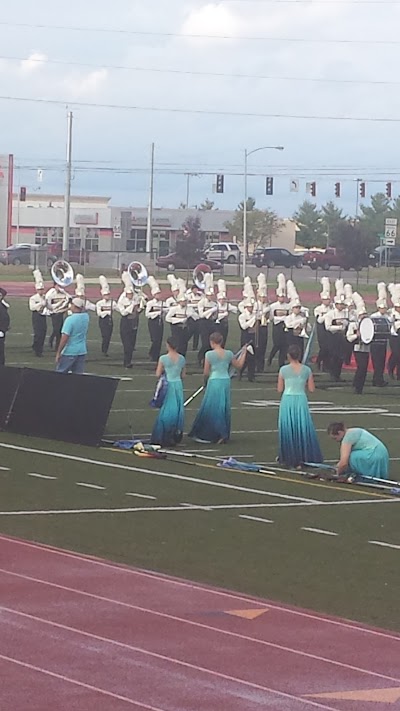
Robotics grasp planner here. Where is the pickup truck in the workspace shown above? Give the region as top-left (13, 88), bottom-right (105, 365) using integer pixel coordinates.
top-left (302, 247), bottom-right (365, 271)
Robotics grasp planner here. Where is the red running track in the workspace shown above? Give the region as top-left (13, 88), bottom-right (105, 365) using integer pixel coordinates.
top-left (0, 534), bottom-right (399, 710)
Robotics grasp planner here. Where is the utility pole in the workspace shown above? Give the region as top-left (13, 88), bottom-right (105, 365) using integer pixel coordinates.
top-left (146, 142), bottom-right (155, 255)
top-left (63, 110), bottom-right (73, 260)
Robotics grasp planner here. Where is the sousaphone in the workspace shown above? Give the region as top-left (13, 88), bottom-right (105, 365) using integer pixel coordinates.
top-left (193, 263), bottom-right (212, 291)
top-left (51, 259), bottom-right (74, 287)
top-left (128, 261), bottom-right (148, 288)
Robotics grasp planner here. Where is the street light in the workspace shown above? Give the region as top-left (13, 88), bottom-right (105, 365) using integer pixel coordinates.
top-left (243, 145), bottom-right (284, 277)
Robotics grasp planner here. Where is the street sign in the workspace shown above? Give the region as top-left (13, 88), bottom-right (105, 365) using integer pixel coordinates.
top-left (383, 237), bottom-right (396, 246)
top-left (384, 226), bottom-right (397, 240)
top-left (385, 217), bottom-right (398, 227)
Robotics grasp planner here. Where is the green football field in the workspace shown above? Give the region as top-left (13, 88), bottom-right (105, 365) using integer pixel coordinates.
top-left (1, 298), bottom-right (400, 631)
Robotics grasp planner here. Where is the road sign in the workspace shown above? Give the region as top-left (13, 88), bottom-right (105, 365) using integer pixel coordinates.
top-left (383, 237), bottom-right (396, 246)
top-left (385, 217), bottom-right (398, 227)
top-left (384, 226), bottom-right (397, 240)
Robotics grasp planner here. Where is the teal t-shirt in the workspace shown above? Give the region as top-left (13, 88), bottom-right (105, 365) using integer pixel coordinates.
top-left (61, 312), bottom-right (90, 356)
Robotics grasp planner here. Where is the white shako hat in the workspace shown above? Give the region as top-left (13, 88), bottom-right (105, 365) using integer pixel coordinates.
top-left (75, 273), bottom-right (85, 297)
top-left (320, 276), bottom-right (330, 300)
top-left (217, 278), bottom-right (226, 300)
top-left (99, 275), bottom-right (110, 296)
top-left (257, 273), bottom-right (267, 298)
top-left (33, 269), bottom-right (44, 290)
top-left (242, 276), bottom-right (254, 299)
top-left (176, 278), bottom-right (187, 302)
top-left (148, 275), bottom-right (161, 296)
top-left (344, 283), bottom-right (354, 307)
top-left (276, 272), bottom-right (286, 297)
top-left (353, 291), bottom-right (367, 316)
top-left (204, 272), bottom-right (215, 296)
top-left (334, 278), bottom-right (345, 305)
top-left (167, 274), bottom-right (179, 293)
top-left (121, 271), bottom-right (133, 294)
top-left (376, 282), bottom-right (387, 309)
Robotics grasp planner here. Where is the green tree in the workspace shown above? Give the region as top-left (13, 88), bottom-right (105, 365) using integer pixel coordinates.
top-left (359, 193), bottom-right (392, 246)
top-left (224, 198), bottom-right (282, 254)
top-left (321, 201), bottom-right (347, 245)
top-left (175, 216), bottom-right (205, 265)
top-left (199, 198), bottom-right (215, 210)
top-left (293, 201), bottom-right (325, 248)
top-left (330, 221), bottom-right (376, 267)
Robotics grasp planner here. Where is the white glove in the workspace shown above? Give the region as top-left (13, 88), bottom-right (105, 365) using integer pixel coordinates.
top-left (0, 331), bottom-right (4, 338)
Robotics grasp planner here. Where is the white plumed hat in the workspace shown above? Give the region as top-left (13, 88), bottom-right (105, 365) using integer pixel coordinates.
top-left (257, 273), bottom-right (267, 298)
top-left (344, 283), bottom-right (354, 306)
top-left (353, 292), bottom-right (367, 316)
top-left (148, 275), bottom-right (161, 296)
top-left (320, 276), bottom-right (330, 300)
top-left (276, 273), bottom-right (286, 297)
top-left (167, 274), bottom-right (179, 292)
top-left (217, 278), bottom-right (226, 299)
top-left (177, 278), bottom-right (187, 302)
top-left (376, 282), bottom-right (387, 308)
top-left (99, 275), bottom-right (110, 296)
top-left (204, 272), bottom-right (215, 296)
top-left (242, 276), bottom-right (255, 299)
top-left (121, 271), bottom-right (133, 294)
top-left (334, 278), bottom-right (345, 304)
top-left (33, 269), bottom-right (44, 290)
top-left (75, 273), bottom-right (85, 297)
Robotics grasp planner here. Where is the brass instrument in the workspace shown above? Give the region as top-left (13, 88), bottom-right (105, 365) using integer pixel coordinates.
top-left (193, 263), bottom-right (212, 291)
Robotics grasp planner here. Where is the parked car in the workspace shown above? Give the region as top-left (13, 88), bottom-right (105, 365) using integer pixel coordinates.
top-left (369, 245), bottom-right (400, 267)
top-left (0, 244), bottom-right (38, 265)
top-left (251, 247), bottom-right (303, 269)
top-left (156, 252), bottom-right (222, 271)
top-left (203, 242), bottom-right (241, 264)
top-left (46, 242), bottom-right (88, 267)
top-left (302, 247), bottom-right (367, 271)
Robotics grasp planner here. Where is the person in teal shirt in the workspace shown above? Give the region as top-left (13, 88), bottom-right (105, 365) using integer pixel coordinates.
top-left (151, 337), bottom-right (186, 447)
top-left (328, 422), bottom-right (389, 480)
top-left (189, 332), bottom-right (246, 443)
top-left (55, 298), bottom-right (90, 374)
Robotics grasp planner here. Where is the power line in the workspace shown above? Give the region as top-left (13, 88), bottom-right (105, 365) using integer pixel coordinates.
top-left (3, 54), bottom-right (400, 87)
top-left (0, 20), bottom-right (399, 45)
top-left (1, 93), bottom-right (400, 122)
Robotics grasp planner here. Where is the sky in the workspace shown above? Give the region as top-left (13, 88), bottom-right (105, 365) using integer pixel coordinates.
top-left (1, 0), bottom-right (400, 217)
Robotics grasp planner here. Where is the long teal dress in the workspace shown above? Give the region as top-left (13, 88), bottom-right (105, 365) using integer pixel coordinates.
top-left (151, 353), bottom-right (185, 446)
top-left (343, 428), bottom-right (389, 480)
top-left (278, 363), bottom-right (323, 467)
top-left (189, 349), bottom-right (233, 443)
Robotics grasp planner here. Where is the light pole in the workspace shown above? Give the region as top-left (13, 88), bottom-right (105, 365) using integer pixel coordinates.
top-left (243, 145), bottom-right (284, 277)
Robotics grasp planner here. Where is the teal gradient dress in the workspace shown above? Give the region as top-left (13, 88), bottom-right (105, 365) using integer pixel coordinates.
top-left (151, 353), bottom-right (185, 446)
top-left (343, 428), bottom-right (389, 480)
top-left (189, 349), bottom-right (233, 443)
top-left (278, 363), bottom-right (323, 467)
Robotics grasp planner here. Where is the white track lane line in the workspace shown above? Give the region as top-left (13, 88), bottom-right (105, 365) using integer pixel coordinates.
top-left (369, 540), bottom-right (400, 551)
top-left (301, 528), bottom-right (338, 537)
top-left (76, 483), bottom-right (106, 491)
top-left (27, 473), bottom-right (57, 480)
top-left (125, 493), bottom-right (157, 500)
top-left (0, 467), bottom-right (10, 471)
top-left (239, 515), bottom-right (274, 524)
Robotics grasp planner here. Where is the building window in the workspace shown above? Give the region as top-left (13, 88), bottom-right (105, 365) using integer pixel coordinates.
top-left (85, 229), bottom-right (99, 252)
top-left (127, 229), bottom-right (146, 252)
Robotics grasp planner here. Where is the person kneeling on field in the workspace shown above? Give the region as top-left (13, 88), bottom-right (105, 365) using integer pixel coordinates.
top-left (328, 422), bottom-right (389, 481)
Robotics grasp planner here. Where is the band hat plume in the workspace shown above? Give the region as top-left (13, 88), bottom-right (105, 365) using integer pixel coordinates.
top-left (75, 274), bottom-right (85, 297)
top-left (276, 272), bottom-right (286, 296)
top-left (353, 291), bottom-right (367, 316)
top-left (33, 269), bottom-right (44, 290)
top-left (320, 276), bottom-right (331, 300)
top-left (376, 281), bottom-right (387, 308)
top-left (390, 284), bottom-right (400, 307)
top-left (344, 283), bottom-right (354, 306)
top-left (242, 276), bottom-right (255, 299)
top-left (121, 271), bottom-right (133, 294)
top-left (148, 275), bottom-right (161, 296)
top-left (286, 279), bottom-right (299, 302)
top-left (217, 278), bottom-right (226, 300)
top-left (176, 277), bottom-right (187, 302)
top-left (99, 275), bottom-right (111, 296)
top-left (256, 273), bottom-right (267, 298)
top-left (334, 278), bottom-right (345, 304)
top-left (167, 274), bottom-right (179, 293)
top-left (205, 272), bottom-right (215, 296)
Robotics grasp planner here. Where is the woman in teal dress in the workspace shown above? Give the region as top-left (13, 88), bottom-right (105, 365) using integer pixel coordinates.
top-left (151, 337), bottom-right (186, 446)
top-left (277, 344), bottom-right (323, 467)
top-left (328, 422), bottom-right (389, 480)
top-left (189, 332), bottom-right (246, 443)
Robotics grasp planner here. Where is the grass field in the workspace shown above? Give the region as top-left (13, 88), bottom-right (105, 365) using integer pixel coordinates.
top-left (1, 297), bottom-right (400, 632)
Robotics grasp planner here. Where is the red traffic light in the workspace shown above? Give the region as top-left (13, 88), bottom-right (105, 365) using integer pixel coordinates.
top-left (386, 182), bottom-right (392, 199)
top-left (334, 182), bottom-right (341, 198)
top-left (19, 186), bottom-right (26, 201)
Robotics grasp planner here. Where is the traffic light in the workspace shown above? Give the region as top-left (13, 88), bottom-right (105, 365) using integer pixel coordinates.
top-left (334, 182), bottom-right (341, 198)
top-left (266, 176), bottom-right (274, 196)
top-left (386, 182), bottom-right (392, 199)
top-left (310, 181), bottom-right (316, 197)
top-left (216, 174), bottom-right (224, 194)
top-left (19, 186), bottom-right (26, 202)
top-left (359, 181), bottom-right (366, 198)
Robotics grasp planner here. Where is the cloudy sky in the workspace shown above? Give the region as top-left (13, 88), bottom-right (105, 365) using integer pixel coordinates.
top-left (1, 0), bottom-right (400, 216)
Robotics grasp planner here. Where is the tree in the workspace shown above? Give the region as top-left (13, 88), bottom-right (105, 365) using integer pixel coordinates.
top-left (320, 201), bottom-right (347, 245)
top-left (175, 216), bottom-right (206, 265)
top-left (224, 199), bottom-right (282, 254)
top-left (199, 198), bottom-right (215, 210)
top-left (329, 221), bottom-right (376, 267)
top-left (293, 201), bottom-right (326, 248)
top-left (359, 193), bottom-right (392, 245)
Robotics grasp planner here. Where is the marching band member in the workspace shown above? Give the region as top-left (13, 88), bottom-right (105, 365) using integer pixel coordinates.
top-left (284, 297), bottom-right (308, 361)
top-left (268, 273), bottom-right (290, 368)
top-left (145, 276), bottom-right (164, 362)
top-left (388, 284), bottom-right (400, 380)
top-left (238, 277), bottom-right (254, 346)
top-left (343, 283), bottom-right (356, 365)
top-left (346, 292), bottom-right (370, 394)
top-left (238, 296), bottom-right (257, 381)
top-left (0, 287), bottom-right (10, 366)
top-left (45, 280), bottom-right (70, 350)
top-left (255, 274), bottom-right (269, 372)
top-left (314, 277), bottom-right (332, 372)
top-left (96, 275), bottom-right (117, 357)
top-left (370, 283), bottom-right (390, 387)
top-left (165, 279), bottom-right (195, 356)
top-left (215, 279), bottom-right (237, 346)
top-left (74, 274), bottom-right (96, 314)
top-left (165, 274), bottom-right (179, 308)
top-left (29, 269), bottom-right (49, 357)
top-left (197, 273), bottom-right (218, 366)
top-left (117, 271), bottom-right (141, 368)
top-left (185, 284), bottom-right (202, 352)
top-left (324, 279), bottom-right (349, 382)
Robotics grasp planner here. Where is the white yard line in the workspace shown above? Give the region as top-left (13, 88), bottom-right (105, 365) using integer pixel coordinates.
top-left (76, 483), bottom-right (106, 491)
top-left (369, 540), bottom-right (400, 551)
top-left (27, 473), bottom-right (57, 480)
top-left (125, 492), bottom-right (157, 500)
top-left (0, 466), bottom-right (10, 471)
top-left (239, 515), bottom-right (274, 524)
top-left (301, 527), bottom-right (338, 537)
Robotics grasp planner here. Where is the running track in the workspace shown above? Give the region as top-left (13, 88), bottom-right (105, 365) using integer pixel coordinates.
top-left (0, 535), bottom-right (399, 710)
